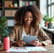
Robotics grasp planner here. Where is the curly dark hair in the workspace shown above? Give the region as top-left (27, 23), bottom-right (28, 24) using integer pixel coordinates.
top-left (14, 5), bottom-right (42, 28)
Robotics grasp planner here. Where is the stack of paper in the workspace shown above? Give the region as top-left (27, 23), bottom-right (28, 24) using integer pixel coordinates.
top-left (7, 46), bottom-right (47, 52)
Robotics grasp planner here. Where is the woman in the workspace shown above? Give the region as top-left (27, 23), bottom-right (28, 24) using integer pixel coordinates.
top-left (10, 5), bottom-right (52, 47)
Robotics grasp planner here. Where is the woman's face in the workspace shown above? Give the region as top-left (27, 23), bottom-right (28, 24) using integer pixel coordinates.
top-left (24, 11), bottom-right (33, 26)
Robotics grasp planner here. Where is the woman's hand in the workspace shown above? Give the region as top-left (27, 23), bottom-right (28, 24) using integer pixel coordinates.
top-left (30, 39), bottom-right (43, 46)
top-left (13, 40), bottom-right (26, 47)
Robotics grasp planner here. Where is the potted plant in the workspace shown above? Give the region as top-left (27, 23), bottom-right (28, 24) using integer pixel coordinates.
top-left (0, 16), bottom-right (10, 50)
top-left (43, 15), bottom-right (49, 27)
top-left (0, 16), bottom-right (9, 39)
top-left (43, 15), bottom-right (54, 28)
top-left (47, 17), bottom-right (53, 28)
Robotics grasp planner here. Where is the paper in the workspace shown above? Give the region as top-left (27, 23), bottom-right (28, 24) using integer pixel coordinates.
top-left (7, 46), bottom-right (47, 52)
top-left (7, 47), bottom-right (28, 52)
top-left (26, 46), bottom-right (47, 51)
top-left (23, 36), bottom-right (37, 44)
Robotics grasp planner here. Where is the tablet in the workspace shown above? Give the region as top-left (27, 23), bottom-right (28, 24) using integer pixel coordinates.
top-left (23, 35), bottom-right (37, 44)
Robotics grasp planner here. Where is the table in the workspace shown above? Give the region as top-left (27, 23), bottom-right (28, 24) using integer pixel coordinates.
top-left (0, 45), bottom-right (54, 53)
top-left (42, 27), bottom-right (54, 34)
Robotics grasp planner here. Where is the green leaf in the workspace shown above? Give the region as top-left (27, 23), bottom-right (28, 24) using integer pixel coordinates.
top-left (0, 16), bottom-right (9, 37)
top-left (43, 15), bottom-right (54, 23)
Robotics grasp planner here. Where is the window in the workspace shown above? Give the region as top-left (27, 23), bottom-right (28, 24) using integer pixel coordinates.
top-left (47, 0), bottom-right (54, 27)
top-left (52, 5), bottom-right (54, 16)
top-left (52, 0), bottom-right (54, 3)
top-left (47, 0), bottom-right (54, 17)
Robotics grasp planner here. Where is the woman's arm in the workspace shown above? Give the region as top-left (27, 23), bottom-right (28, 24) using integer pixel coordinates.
top-left (9, 27), bottom-right (16, 42)
top-left (9, 25), bottom-right (19, 45)
top-left (9, 25), bottom-right (26, 47)
top-left (38, 27), bottom-right (52, 46)
top-left (9, 27), bottom-right (16, 45)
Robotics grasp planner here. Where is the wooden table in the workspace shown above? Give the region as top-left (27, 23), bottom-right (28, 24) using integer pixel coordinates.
top-left (0, 45), bottom-right (54, 53)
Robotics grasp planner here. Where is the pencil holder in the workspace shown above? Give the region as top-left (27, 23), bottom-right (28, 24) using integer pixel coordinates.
top-left (3, 37), bottom-right (10, 50)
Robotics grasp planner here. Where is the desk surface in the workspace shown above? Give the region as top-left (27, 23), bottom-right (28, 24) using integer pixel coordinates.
top-left (42, 27), bottom-right (54, 34)
top-left (0, 45), bottom-right (54, 53)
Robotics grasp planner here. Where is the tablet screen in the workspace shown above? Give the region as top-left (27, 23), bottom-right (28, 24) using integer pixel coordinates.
top-left (23, 35), bottom-right (37, 44)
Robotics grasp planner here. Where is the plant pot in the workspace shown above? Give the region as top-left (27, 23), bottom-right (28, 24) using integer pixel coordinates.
top-left (48, 23), bottom-right (52, 28)
top-left (45, 22), bottom-right (48, 27)
top-left (3, 37), bottom-right (10, 50)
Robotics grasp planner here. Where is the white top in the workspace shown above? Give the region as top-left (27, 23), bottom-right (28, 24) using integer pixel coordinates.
top-left (22, 27), bottom-right (37, 43)
top-left (22, 27), bottom-right (29, 40)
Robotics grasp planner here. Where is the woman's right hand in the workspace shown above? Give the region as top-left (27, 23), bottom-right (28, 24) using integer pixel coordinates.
top-left (13, 40), bottom-right (26, 47)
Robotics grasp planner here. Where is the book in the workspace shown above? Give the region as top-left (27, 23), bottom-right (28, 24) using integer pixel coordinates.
top-left (5, 1), bottom-right (12, 7)
top-left (19, 0), bottom-right (23, 7)
top-left (5, 10), bottom-right (16, 17)
top-left (22, 1), bottom-right (25, 6)
top-left (7, 19), bottom-right (15, 27)
top-left (30, 1), bottom-right (34, 5)
top-left (29, 1), bottom-right (36, 5)
top-left (25, 1), bottom-right (28, 6)
top-left (33, 1), bottom-right (36, 6)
